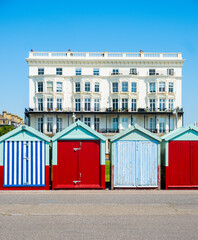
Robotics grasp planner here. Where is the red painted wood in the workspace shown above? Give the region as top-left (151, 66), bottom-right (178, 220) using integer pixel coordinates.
top-left (0, 166), bottom-right (3, 190)
top-left (169, 141), bottom-right (191, 187)
top-left (78, 140), bottom-right (100, 187)
top-left (54, 140), bottom-right (102, 189)
top-left (56, 141), bottom-right (78, 188)
top-left (167, 141), bottom-right (198, 189)
top-left (0, 166), bottom-right (49, 190)
top-left (190, 141), bottom-right (198, 185)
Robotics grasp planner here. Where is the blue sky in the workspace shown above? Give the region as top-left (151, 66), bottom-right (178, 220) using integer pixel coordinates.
top-left (0, 0), bottom-right (198, 125)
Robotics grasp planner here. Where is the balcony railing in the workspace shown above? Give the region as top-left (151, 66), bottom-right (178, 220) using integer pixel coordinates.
top-left (145, 128), bottom-right (171, 134)
top-left (26, 107), bottom-right (183, 114)
top-left (28, 51), bottom-right (182, 60)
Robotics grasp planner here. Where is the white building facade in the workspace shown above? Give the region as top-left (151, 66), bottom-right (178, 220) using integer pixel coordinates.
top-left (25, 51), bottom-right (184, 136)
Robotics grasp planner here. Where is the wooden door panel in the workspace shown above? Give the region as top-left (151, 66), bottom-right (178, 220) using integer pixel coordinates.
top-left (169, 141), bottom-right (191, 186)
top-left (78, 140), bottom-right (100, 187)
top-left (57, 141), bottom-right (78, 187)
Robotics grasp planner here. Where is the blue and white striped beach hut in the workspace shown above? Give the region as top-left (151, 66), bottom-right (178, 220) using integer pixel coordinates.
top-left (0, 125), bottom-right (50, 190)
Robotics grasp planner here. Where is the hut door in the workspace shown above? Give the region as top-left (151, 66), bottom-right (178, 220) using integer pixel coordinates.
top-left (114, 141), bottom-right (136, 187)
top-left (78, 140), bottom-right (100, 188)
top-left (169, 141), bottom-right (198, 187)
top-left (114, 140), bottom-right (158, 187)
top-left (57, 140), bottom-right (100, 188)
top-left (135, 141), bottom-right (158, 187)
top-left (3, 141), bottom-right (45, 187)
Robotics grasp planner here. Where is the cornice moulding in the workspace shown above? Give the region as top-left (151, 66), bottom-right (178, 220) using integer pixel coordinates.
top-left (26, 58), bottom-right (185, 67)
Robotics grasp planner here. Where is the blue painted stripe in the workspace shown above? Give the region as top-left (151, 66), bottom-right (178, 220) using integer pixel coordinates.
top-left (7, 142), bottom-right (10, 186)
top-left (3, 142), bottom-right (5, 186)
top-left (12, 141), bottom-right (14, 185)
top-left (31, 141), bottom-right (33, 185)
top-left (17, 142), bottom-right (19, 185)
top-left (35, 141), bottom-right (38, 185)
top-left (26, 142), bottom-right (28, 184)
top-left (21, 141), bottom-right (23, 185)
top-left (40, 141), bottom-right (42, 185)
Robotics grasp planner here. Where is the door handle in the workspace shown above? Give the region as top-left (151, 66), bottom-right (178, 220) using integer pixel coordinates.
top-left (80, 173), bottom-right (81, 178)
top-left (73, 148), bottom-right (81, 152)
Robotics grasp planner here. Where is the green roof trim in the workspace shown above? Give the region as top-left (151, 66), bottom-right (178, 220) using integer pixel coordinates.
top-left (0, 125), bottom-right (51, 143)
top-left (52, 120), bottom-right (106, 142)
top-left (161, 124), bottom-right (198, 141)
top-left (110, 123), bottom-right (161, 142)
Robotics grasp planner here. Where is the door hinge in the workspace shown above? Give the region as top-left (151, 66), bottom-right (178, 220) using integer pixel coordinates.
top-left (73, 180), bottom-right (81, 184)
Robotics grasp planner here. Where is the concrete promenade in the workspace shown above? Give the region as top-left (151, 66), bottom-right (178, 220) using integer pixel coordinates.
top-left (0, 190), bottom-right (198, 239)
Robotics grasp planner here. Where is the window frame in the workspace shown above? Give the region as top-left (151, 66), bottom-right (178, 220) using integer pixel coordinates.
top-left (122, 82), bottom-right (128, 92)
top-left (131, 99), bottom-right (137, 111)
top-left (149, 82), bottom-right (156, 93)
top-left (38, 82), bottom-right (43, 92)
top-left (112, 118), bottom-right (118, 131)
top-left (85, 82), bottom-right (90, 92)
top-left (76, 68), bottom-right (82, 76)
top-left (84, 98), bottom-right (91, 111)
top-left (56, 68), bottom-right (62, 75)
top-left (131, 82), bottom-right (137, 93)
top-left (94, 117), bottom-right (100, 131)
top-left (169, 99), bottom-right (174, 110)
top-left (149, 69), bottom-right (156, 75)
top-left (149, 99), bottom-right (156, 111)
top-left (84, 117), bottom-right (91, 127)
top-left (112, 82), bottom-right (118, 92)
top-left (47, 117), bottom-right (53, 132)
top-left (122, 98), bottom-right (128, 110)
top-left (47, 81), bottom-right (53, 92)
top-left (38, 98), bottom-right (43, 111)
top-left (112, 69), bottom-right (119, 75)
top-left (93, 68), bottom-right (99, 76)
top-left (94, 99), bottom-right (100, 111)
top-left (47, 98), bottom-right (53, 110)
top-left (167, 69), bottom-right (174, 76)
top-left (159, 118), bottom-right (166, 133)
top-left (159, 82), bottom-right (166, 92)
top-left (57, 98), bottom-right (62, 111)
top-left (112, 99), bottom-right (118, 110)
top-left (75, 82), bottom-right (81, 92)
top-left (159, 98), bottom-right (166, 111)
top-left (57, 118), bottom-right (62, 132)
top-left (38, 68), bottom-right (44, 75)
top-left (56, 82), bottom-right (63, 92)
top-left (38, 118), bottom-right (43, 132)
top-left (94, 83), bottom-right (100, 92)
top-left (149, 118), bottom-right (156, 132)
top-left (75, 99), bottom-right (81, 111)
top-left (130, 68), bottom-right (137, 75)
top-left (169, 82), bottom-right (174, 93)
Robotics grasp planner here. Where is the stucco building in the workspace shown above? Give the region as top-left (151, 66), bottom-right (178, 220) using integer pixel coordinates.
top-left (25, 50), bottom-right (184, 136)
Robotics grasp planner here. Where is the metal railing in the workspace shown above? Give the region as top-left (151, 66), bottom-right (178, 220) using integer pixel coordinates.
top-left (26, 107), bottom-right (182, 113)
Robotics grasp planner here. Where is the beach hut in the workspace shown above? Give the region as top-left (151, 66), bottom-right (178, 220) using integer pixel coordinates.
top-left (0, 125), bottom-right (50, 190)
top-left (111, 124), bottom-right (161, 189)
top-left (51, 120), bottom-right (106, 189)
top-left (161, 124), bottom-right (198, 189)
